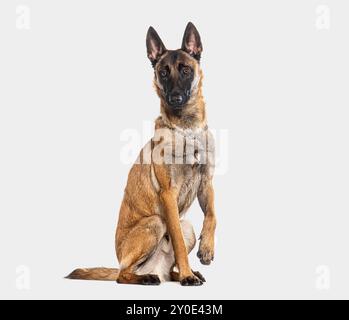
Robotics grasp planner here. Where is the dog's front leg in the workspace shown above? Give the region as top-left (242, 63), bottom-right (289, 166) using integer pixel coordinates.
top-left (154, 162), bottom-right (203, 286)
top-left (197, 177), bottom-right (217, 265)
top-left (160, 189), bottom-right (203, 286)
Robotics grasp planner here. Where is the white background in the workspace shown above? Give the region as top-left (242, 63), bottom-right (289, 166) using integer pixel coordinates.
top-left (0, 0), bottom-right (348, 299)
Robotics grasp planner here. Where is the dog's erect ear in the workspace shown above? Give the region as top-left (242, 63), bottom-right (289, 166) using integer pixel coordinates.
top-left (146, 26), bottom-right (166, 67)
top-left (181, 22), bottom-right (203, 61)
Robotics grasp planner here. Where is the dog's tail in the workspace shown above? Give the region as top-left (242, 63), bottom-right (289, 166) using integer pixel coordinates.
top-left (66, 267), bottom-right (120, 281)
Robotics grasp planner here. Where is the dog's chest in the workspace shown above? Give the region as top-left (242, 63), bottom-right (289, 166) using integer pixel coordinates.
top-left (176, 165), bottom-right (203, 215)
top-left (169, 128), bottom-right (208, 215)
top-left (150, 124), bottom-right (214, 216)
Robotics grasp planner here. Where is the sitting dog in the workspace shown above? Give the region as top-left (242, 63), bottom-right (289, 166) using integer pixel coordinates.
top-left (67, 22), bottom-right (217, 286)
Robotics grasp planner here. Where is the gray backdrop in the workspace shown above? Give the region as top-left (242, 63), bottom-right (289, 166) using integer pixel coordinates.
top-left (0, 0), bottom-right (348, 299)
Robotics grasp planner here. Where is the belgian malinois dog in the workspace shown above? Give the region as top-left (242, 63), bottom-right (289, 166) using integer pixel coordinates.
top-left (67, 22), bottom-right (216, 286)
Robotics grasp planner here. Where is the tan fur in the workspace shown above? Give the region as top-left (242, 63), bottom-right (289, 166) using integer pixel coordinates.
top-left (66, 268), bottom-right (119, 281)
top-left (67, 23), bottom-right (216, 286)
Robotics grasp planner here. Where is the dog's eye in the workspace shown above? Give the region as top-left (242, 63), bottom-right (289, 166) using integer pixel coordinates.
top-left (182, 66), bottom-right (192, 75)
top-left (159, 69), bottom-right (168, 78)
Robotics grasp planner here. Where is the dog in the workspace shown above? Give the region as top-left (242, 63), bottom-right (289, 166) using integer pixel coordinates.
top-left (67, 22), bottom-right (217, 286)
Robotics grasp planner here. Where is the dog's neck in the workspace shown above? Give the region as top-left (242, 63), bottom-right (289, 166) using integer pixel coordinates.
top-left (158, 77), bottom-right (207, 130)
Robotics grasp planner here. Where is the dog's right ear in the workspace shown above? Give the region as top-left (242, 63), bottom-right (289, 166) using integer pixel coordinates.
top-left (146, 27), bottom-right (166, 68)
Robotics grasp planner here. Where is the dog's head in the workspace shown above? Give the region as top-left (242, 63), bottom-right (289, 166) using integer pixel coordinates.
top-left (146, 22), bottom-right (203, 114)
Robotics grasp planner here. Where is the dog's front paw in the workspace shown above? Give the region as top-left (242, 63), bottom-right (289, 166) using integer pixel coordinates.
top-left (141, 274), bottom-right (161, 286)
top-left (197, 241), bottom-right (214, 265)
top-left (192, 270), bottom-right (206, 282)
top-left (180, 274), bottom-right (203, 286)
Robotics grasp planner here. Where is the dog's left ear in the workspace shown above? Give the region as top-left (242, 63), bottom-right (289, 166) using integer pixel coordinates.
top-left (181, 22), bottom-right (203, 61)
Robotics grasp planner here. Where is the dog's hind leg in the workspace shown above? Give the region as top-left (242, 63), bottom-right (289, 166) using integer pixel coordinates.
top-left (134, 219), bottom-right (198, 283)
top-left (116, 215), bottom-right (166, 285)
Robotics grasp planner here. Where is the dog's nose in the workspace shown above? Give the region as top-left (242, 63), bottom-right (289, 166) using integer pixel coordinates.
top-left (169, 94), bottom-right (183, 105)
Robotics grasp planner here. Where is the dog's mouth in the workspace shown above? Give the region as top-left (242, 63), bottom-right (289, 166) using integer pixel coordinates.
top-left (168, 101), bottom-right (186, 110)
